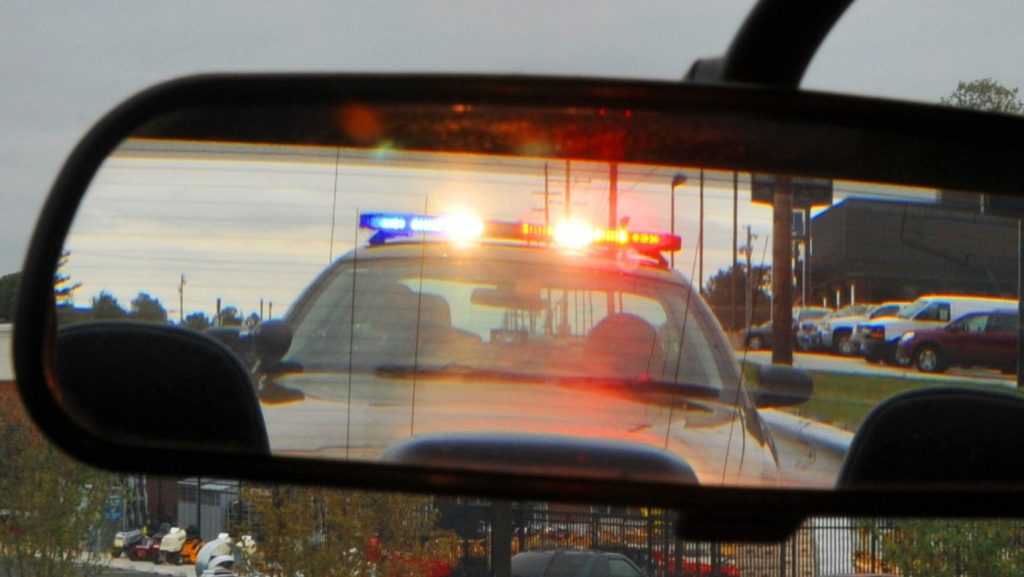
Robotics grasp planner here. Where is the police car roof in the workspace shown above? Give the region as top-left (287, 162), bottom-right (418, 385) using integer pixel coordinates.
top-left (338, 240), bottom-right (687, 283)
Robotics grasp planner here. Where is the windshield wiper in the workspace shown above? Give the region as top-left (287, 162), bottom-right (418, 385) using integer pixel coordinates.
top-left (373, 363), bottom-right (721, 399)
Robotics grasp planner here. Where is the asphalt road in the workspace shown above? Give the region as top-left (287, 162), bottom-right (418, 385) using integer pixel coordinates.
top-left (739, 349), bottom-right (1015, 387)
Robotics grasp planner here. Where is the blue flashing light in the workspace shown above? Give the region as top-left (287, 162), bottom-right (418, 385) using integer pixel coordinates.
top-left (361, 212), bottom-right (462, 241)
top-left (376, 216), bottom-right (408, 231)
top-left (359, 212), bottom-right (679, 262)
top-left (410, 216), bottom-right (444, 233)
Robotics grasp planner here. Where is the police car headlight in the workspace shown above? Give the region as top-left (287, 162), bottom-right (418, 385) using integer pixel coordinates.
top-left (900, 332), bottom-right (915, 342)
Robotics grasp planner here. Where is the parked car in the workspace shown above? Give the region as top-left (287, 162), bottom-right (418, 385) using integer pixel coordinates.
top-left (511, 549), bottom-right (646, 577)
top-left (842, 302), bottom-right (909, 357)
top-left (797, 304), bottom-right (871, 353)
top-left (744, 321), bottom-right (774, 351)
top-left (859, 295), bottom-right (1016, 364)
top-left (896, 310), bottom-right (1019, 374)
top-left (746, 307), bottom-right (831, 351)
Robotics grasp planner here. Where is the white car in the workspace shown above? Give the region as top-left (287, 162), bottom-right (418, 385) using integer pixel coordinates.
top-left (824, 302), bottom-right (907, 356)
top-left (859, 295), bottom-right (1016, 364)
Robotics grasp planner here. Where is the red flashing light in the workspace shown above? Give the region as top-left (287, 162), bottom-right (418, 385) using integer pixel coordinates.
top-left (504, 219), bottom-right (679, 254)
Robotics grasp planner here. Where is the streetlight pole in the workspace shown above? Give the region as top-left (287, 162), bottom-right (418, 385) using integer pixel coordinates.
top-left (178, 275), bottom-right (186, 324)
top-left (699, 169), bottom-right (705, 293)
top-left (731, 172), bottom-right (738, 330)
top-left (670, 173), bottom-right (688, 269)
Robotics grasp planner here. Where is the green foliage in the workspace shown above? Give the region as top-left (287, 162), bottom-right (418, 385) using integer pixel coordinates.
top-left (90, 292), bottom-right (128, 320)
top-left (878, 519), bottom-right (1024, 577)
top-left (941, 78), bottom-right (1024, 114)
top-left (0, 272), bottom-right (19, 322)
top-left (53, 251), bottom-right (82, 308)
top-left (0, 389), bottom-right (121, 577)
top-left (182, 311), bottom-right (213, 332)
top-left (219, 306), bottom-right (243, 327)
top-left (129, 292), bottom-right (167, 323)
top-left (704, 264), bottom-right (772, 330)
top-left (240, 486), bottom-right (450, 577)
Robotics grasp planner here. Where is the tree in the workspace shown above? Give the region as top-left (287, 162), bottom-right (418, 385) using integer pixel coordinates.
top-left (876, 519), bottom-right (1024, 577)
top-left (0, 387), bottom-right (121, 577)
top-left (0, 272), bottom-right (19, 323)
top-left (90, 291), bottom-right (128, 320)
top-left (130, 292), bottom-right (168, 323)
top-left (240, 486), bottom-right (450, 577)
top-left (219, 306), bottom-right (243, 327)
top-left (703, 264), bottom-right (772, 330)
top-left (54, 251), bottom-right (82, 308)
top-left (940, 78), bottom-right (1024, 114)
top-left (182, 311), bottom-right (213, 332)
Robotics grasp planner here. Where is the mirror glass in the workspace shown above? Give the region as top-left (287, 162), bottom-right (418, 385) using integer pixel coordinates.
top-left (56, 100), bottom-right (1021, 490)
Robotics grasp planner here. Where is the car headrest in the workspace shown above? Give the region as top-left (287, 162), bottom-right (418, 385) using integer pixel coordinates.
top-left (417, 294), bottom-right (452, 329)
top-left (837, 386), bottom-right (1024, 489)
top-left (56, 322), bottom-right (269, 454)
top-left (585, 313), bottom-right (658, 377)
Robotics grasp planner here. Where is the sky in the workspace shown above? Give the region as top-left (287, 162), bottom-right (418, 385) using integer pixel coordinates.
top-left (4, 0), bottom-right (1024, 282)
top-left (63, 139), bottom-right (930, 320)
top-left (68, 142), bottom-right (780, 318)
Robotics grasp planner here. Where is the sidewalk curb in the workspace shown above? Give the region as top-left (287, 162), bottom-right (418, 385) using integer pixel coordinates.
top-left (107, 556), bottom-right (194, 577)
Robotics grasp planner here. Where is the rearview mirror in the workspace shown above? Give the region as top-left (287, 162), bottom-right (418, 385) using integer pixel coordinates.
top-left (14, 74), bottom-right (1024, 515)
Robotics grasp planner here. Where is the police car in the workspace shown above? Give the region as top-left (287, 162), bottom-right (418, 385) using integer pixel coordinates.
top-left (252, 211), bottom-right (823, 487)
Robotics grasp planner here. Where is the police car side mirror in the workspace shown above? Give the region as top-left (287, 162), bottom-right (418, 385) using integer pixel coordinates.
top-left (752, 365), bottom-right (813, 408)
top-left (205, 321), bottom-right (293, 371)
top-left (249, 320), bottom-right (293, 370)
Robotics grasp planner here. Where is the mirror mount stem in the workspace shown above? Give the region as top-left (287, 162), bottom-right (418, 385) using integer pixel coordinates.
top-left (686, 0), bottom-right (854, 88)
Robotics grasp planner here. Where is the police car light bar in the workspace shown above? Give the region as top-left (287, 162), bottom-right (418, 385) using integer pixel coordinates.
top-left (360, 212), bottom-right (484, 245)
top-left (512, 220), bottom-right (682, 253)
top-left (360, 212), bottom-right (681, 254)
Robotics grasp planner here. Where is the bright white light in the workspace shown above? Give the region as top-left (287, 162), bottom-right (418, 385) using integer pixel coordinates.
top-left (441, 212), bottom-right (484, 242)
top-left (376, 216), bottom-right (407, 231)
top-left (409, 216), bottom-right (444, 233)
top-left (553, 217), bottom-right (594, 250)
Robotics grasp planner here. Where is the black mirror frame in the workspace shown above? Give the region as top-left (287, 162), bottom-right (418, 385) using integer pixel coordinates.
top-left (14, 74), bottom-right (1024, 530)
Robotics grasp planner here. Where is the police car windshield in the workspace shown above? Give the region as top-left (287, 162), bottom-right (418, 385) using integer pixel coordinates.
top-left (284, 245), bottom-right (737, 391)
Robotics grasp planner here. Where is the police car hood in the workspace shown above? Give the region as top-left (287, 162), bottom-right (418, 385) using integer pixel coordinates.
top-left (258, 370), bottom-right (774, 486)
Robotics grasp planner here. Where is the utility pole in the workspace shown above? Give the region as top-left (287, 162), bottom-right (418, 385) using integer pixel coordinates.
top-left (742, 225), bottom-right (756, 328)
top-left (608, 162), bottom-right (618, 229)
top-left (608, 162), bottom-right (619, 316)
top-left (669, 174), bottom-right (688, 269)
top-left (731, 173), bottom-right (738, 330)
top-left (178, 275), bottom-right (186, 324)
top-left (772, 178), bottom-right (794, 366)
top-left (699, 169), bottom-right (705, 293)
top-left (544, 163), bottom-right (550, 227)
top-left (805, 208), bottom-right (812, 306)
top-left (564, 160), bottom-right (571, 218)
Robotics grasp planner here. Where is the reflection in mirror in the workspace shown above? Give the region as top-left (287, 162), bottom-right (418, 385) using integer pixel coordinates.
top-left (56, 102), bottom-right (1021, 491)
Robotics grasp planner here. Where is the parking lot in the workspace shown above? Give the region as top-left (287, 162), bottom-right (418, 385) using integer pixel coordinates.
top-left (741, 349), bottom-right (1015, 388)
